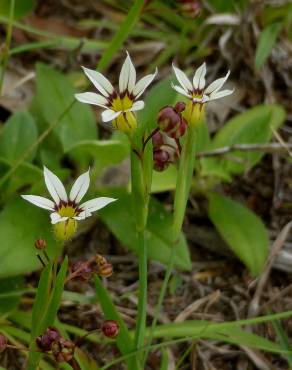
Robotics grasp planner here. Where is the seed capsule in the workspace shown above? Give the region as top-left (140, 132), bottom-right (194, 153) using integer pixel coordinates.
top-left (36, 327), bottom-right (61, 351)
top-left (98, 262), bottom-right (113, 278)
top-left (101, 320), bottom-right (120, 338)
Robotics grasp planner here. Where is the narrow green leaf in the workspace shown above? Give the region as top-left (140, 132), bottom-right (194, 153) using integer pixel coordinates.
top-left (208, 193), bottom-right (269, 276)
top-left (94, 276), bottom-right (137, 369)
top-left (0, 111), bottom-right (38, 162)
top-left (255, 22), bottom-right (283, 69)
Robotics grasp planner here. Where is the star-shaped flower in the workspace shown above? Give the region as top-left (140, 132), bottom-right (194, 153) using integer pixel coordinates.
top-left (172, 62), bottom-right (233, 104)
top-left (75, 52), bottom-right (157, 133)
top-left (22, 167), bottom-right (116, 240)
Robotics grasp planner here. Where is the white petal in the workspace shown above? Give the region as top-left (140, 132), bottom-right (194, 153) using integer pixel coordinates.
top-left (50, 212), bottom-right (68, 224)
top-left (75, 92), bottom-right (108, 108)
top-left (82, 66), bottom-right (114, 97)
top-left (101, 109), bottom-right (121, 122)
top-left (127, 100), bottom-right (144, 112)
top-left (193, 62), bottom-right (206, 90)
top-left (171, 83), bottom-right (192, 98)
top-left (21, 195), bottom-right (55, 211)
top-left (209, 89), bottom-right (234, 101)
top-left (204, 70), bottom-right (230, 95)
top-left (133, 68), bottom-right (158, 99)
top-left (119, 52), bottom-right (136, 93)
top-left (172, 64), bottom-right (193, 93)
top-left (70, 169), bottom-right (90, 203)
top-left (73, 211), bottom-right (87, 221)
top-left (79, 197), bottom-right (117, 214)
top-left (43, 166), bottom-right (68, 204)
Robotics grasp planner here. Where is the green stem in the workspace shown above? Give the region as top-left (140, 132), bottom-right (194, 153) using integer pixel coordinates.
top-left (0, 0), bottom-right (15, 94)
top-left (145, 125), bottom-right (197, 361)
top-left (135, 230), bottom-right (148, 352)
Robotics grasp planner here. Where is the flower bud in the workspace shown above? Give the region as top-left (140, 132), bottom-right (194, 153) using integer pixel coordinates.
top-left (101, 320), bottom-right (119, 338)
top-left (174, 102), bottom-right (186, 113)
top-left (157, 106), bottom-right (187, 139)
top-left (153, 149), bottom-right (170, 172)
top-left (35, 238), bottom-right (46, 250)
top-left (0, 334), bottom-right (7, 353)
top-left (36, 327), bottom-right (61, 351)
top-left (152, 131), bottom-right (165, 149)
top-left (97, 262), bottom-right (113, 278)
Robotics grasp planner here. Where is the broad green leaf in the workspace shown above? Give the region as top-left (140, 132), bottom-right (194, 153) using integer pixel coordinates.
top-left (201, 104), bottom-right (285, 180)
top-left (151, 166), bottom-right (177, 193)
top-left (255, 22), bottom-right (283, 69)
top-left (94, 276), bottom-right (137, 370)
top-left (0, 158), bottom-right (42, 198)
top-left (208, 193), bottom-right (269, 276)
top-left (0, 0), bottom-right (35, 18)
top-left (0, 198), bottom-right (57, 277)
top-left (65, 139), bottom-right (129, 171)
top-left (0, 276), bottom-right (23, 315)
top-left (99, 193), bottom-right (191, 270)
top-left (35, 63), bottom-right (97, 151)
top-left (0, 111), bottom-right (38, 162)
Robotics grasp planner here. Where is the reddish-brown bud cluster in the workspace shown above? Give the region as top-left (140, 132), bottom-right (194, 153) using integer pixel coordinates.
top-left (35, 238), bottom-right (46, 250)
top-left (152, 131), bottom-right (179, 172)
top-left (68, 254), bottom-right (113, 283)
top-left (0, 334), bottom-right (7, 353)
top-left (157, 103), bottom-right (187, 139)
top-left (101, 320), bottom-right (120, 338)
top-left (69, 261), bottom-right (93, 282)
top-left (179, 0), bottom-right (201, 18)
top-left (36, 327), bottom-right (74, 363)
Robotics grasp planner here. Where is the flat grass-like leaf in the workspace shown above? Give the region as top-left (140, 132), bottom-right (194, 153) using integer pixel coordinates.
top-left (28, 258), bottom-right (68, 369)
top-left (35, 63), bottom-right (97, 151)
top-left (0, 198), bottom-right (57, 277)
top-left (255, 22), bottom-right (283, 69)
top-left (94, 276), bottom-right (137, 370)
top-left (208, 193), bottom-right (269, 276)
top-left (201, 104), bottom-right (285, 180)
top-left (153, 321), bottom-right (282, 353)
top-left (99, 193), bottom-right (191, 270)
top-left (0, 111), bottom-right (38, 162)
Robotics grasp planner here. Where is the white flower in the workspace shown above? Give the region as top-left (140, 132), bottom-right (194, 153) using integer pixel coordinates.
top-left (172, 62), bottom-right (233, 103)
top-left (75, 52), bottom-right (157, 133)
top-left (21, 167), bottom-right (116, 225)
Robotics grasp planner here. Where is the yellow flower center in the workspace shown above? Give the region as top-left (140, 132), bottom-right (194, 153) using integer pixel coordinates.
top-left (53, 219), bottom-right (77, 241)
top-left (111, 95), bottom-right (133, 111)
top-left (58, 205), bottom-right (77, 218)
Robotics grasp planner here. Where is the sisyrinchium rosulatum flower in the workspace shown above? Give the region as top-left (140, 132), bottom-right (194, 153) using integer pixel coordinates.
top-left (75, 52), bottom-right (157, 134)
top-left (172, 62), bottom-right (233, 126)
top-left (21, 167), bottom-right (116, 241)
